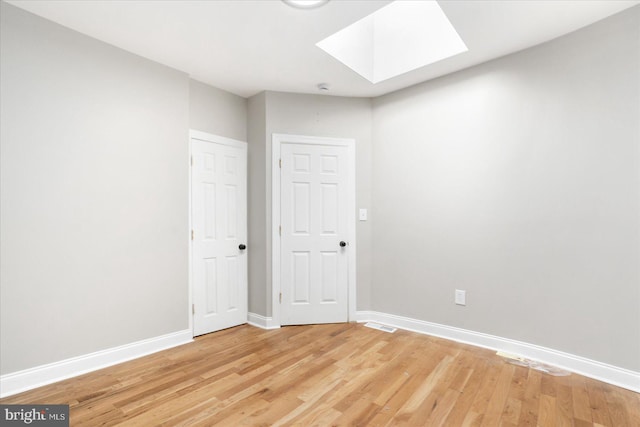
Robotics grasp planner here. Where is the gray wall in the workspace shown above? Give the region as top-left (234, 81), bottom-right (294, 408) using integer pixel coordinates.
top-left (371, 6), bottom-right (640, 371)
top-left (247, 92), bottom-right (268, 315)
top-left (0, 3), bottom-right (246, 375)
top-left (247, 91), bottom-right (373, 317)
top-left (189, 79), bottom-right (247, 141)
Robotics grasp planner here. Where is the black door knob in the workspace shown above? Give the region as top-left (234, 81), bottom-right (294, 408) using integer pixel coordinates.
top-left (339, 241), bottom-right (347, 247)
top-left (239, 244), bottom-right (246, 250)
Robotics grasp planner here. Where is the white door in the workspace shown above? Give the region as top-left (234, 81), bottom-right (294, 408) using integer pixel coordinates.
top-left (279, 141), bottom-right (350, 325)
top-left (191, 132), bottom-right (247, 336)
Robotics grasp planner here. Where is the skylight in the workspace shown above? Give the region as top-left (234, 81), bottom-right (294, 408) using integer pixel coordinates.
top-left (316, 0), bottom-right (467, 83)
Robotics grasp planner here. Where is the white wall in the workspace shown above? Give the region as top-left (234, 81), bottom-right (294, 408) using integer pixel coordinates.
top-left (0, 2), bottom-right (247, 376)
top-left (189, 79), bottom-right (247, 141)
top-left (371, 6), bottom-right (640, 371)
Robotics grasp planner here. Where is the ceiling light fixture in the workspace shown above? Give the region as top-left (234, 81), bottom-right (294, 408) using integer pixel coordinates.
top-left (282, 0), bottom-right (329, 10)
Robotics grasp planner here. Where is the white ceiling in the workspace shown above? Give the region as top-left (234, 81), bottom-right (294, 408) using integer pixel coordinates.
top-left (7, 0), bottom-right (639, 98)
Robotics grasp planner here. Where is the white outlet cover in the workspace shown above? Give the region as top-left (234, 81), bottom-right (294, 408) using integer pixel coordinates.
top-left (359, 208), bottom-right (368, 221)
top-left (455, 289), bottom-right (466, 306)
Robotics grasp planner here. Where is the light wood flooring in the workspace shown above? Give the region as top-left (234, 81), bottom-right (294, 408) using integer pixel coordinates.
top-left (1, 323), bottom-right (638, 426)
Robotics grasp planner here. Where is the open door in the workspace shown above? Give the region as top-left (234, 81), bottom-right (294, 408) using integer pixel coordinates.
top-left (191, 131), bottom-right (247, 335)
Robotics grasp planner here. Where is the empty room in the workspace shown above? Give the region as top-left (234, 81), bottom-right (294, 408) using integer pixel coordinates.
top-left (1, 0), bottom-right (639, 425)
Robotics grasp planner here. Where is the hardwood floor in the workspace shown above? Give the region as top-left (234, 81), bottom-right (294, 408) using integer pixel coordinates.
top-left (2, 323), bottom-right (639, 426)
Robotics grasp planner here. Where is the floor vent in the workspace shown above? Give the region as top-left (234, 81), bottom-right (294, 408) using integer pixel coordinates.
top-left (364, 322), bottom-right (397, 333)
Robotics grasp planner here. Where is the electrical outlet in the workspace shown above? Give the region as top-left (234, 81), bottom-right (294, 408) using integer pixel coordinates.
top-left (455, 289), bottom-right (466, 306)
top-left (359, 208), bottom-right (368, 221)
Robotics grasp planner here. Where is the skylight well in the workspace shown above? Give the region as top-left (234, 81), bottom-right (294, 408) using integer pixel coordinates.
top-left (317, 0), bottom-right (467, 84)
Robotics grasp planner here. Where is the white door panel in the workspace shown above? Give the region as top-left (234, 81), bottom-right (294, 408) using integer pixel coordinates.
top-left (191, 134), bottom-right (247, 336)
top-left (280, 143), bottom-right (349, 325)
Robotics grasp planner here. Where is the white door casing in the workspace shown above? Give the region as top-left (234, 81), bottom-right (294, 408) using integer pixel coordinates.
top-left (272, 134), bottom-right (356, 326)
top-left (190, 130), bottom-right (247, 336)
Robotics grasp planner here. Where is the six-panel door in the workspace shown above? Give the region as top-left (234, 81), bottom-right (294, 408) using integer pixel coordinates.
top-left (191, 137), bottom-right (247, 336)
top-left (280, 143), bottom-right (349, 325)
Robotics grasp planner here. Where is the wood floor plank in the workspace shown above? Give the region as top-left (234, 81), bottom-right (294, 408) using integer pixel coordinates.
top-left (537, 393), bottom-right (557, 427)
top-left (618, 385), bottom-right (640, 427)
top-left (500, 364), bottom-right (528, 425)
top-left (479, 363), bottom-right (515, 426)
top-left (468, 359), bottom-right (503, 417)
top-left (443, 359), bottom-right (490, 426)
top-left (501, 397), bottom-right (522, 425)
top-left (541, 371), bottom-right (559, 397)
top-left (288, 402), bottom-right (342, 427)
top-left (461, 410), bottom-right (484, 426)
top-left (271, 374), bottom-right (343, 425)
top-left (555, 383), bottom-right (574, 427)
top-left (423, 387), bottom-right (460, 427)
top-left (395, 354), bottom-right (455, 417)
top-left (367, 349), bottom-right (442, 426)
top-left (572, 375), bottom-right (594, 423)
top-left (406, 351), bottom-right (463, 425)
top-left (587, 381), bottom-right (614, 426)
top-left (370, 361), bottom-right (412, 406)
top-left (518, 369), bottom-right (543, 426)
top-left (2, 323), bottom-right (638, 426)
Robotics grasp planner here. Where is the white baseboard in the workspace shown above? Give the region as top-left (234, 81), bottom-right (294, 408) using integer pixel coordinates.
top-left (356, 311), bottom-right (640, 393)
top-left (0, 329), bottom-right (193, 398)
top-left (247, 312), bottom-right (280, 330)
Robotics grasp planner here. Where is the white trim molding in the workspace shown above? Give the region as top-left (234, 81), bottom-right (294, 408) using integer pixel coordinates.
top-left (356, 311), bottom-right (640, 393)
top-left (247, 312), bottom-right (281, 330)
top-left (190, 129), bottom-right (248, 150)
top-left (0, 329), bottom-right (193, 398)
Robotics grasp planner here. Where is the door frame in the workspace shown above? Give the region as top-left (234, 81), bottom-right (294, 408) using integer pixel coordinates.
top-left (271, 133), bottom-right (357, 327)
top-left (189, 129), bottom-right (248, 337)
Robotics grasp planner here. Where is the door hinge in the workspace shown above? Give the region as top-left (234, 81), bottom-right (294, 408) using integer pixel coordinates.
top-left (279, 225), bottom-right (281, 236)
top-left (279, 292), bottom-right (282, 304)
top-left (190, 155), bottom-right (193, 166)
top-left (279, 158), bottom-right (282, 169)
top-left (191, 229), bottom-right (194, 240)
top-left (192, 304), bottom-right (195, 315)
